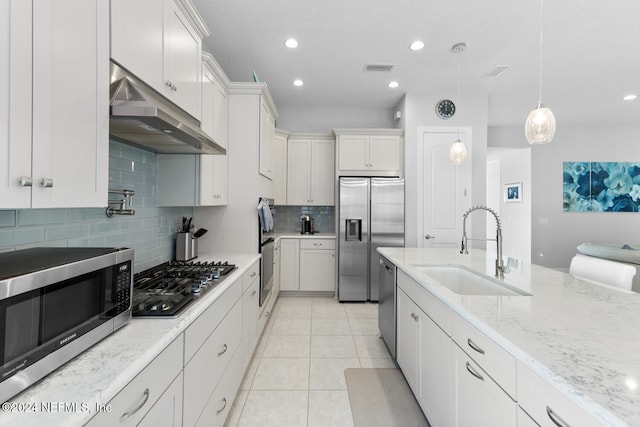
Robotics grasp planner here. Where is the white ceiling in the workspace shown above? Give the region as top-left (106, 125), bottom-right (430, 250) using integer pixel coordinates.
top-left (192, 0), bottom-right (640, 127)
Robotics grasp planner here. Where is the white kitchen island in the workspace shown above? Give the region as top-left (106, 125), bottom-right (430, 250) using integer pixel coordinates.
top-left (379, 247), bottom-right (640, 427)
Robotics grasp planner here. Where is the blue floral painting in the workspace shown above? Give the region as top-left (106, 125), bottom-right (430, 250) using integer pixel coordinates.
top-left (563, 162), bottom-right (640, 212)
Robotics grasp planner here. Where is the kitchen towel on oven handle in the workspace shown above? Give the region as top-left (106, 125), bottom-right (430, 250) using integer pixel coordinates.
top-left (257, 199), bottom-right (274, 232)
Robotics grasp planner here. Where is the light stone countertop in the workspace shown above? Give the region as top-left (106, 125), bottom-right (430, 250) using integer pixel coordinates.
top-left (0, 253), bottom-right (260, 427)
top-left (378, 247), bottom-right (640, 427)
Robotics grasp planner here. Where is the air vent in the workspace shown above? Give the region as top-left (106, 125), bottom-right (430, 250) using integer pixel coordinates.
top-left (364, 64), bottom-right (395, 72)
top-left (483, 65), bottom-right (510, 78)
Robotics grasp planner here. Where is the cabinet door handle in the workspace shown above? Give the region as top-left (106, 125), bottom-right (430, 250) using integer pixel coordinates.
top-left (41, 178), bottom-right (54, 188)
top-left (19, 176), bottom-right (33, 187)
top-left (546, 406), bottom-right (571, 427)
top-left (265, 310), bottom-right (270, 318)
top-left (119, 388), bottom-right (150, 422)
top-left (410, 312), bottom-right (418, 321)
top-left (250, 272), bottom-right (257, 278)
top-left (251, 290), bottom-right (257, 296)
top-left (216, 397), bottom-right (227, 415)
top-left (467, 338), bottom-right (485, 355)
top-left (217, 343), bottom-right (228, 356)
top-left (465, 361), bottom-right (484, 381)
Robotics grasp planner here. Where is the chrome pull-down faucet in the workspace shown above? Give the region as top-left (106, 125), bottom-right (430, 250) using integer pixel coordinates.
top-left (460, 205), bottom-right (505, 279)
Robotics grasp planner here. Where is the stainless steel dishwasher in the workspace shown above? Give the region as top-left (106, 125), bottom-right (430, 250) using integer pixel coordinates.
top-left (378, 255), bottom-right (397, 358)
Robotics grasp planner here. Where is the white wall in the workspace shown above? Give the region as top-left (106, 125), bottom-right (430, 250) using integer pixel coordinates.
top-left (399, 90), bottom-right (488, 248)
top-left (276, 105), bottom-right (396, 133)
top-left (487, 148), bottom-right (532, 262)
top-left (489, 125), bottom-right (640, 269)
top-left (196, 92), bottom-right (261, 256)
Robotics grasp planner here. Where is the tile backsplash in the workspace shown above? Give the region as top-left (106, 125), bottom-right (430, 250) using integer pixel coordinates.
top-left (275, 205), bottom-right (335, 234)
top-left (0, 141), bottom-right (192, 272)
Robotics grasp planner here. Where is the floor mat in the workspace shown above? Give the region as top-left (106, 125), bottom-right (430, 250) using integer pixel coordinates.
top-left (344, 368), bottom-right (430, 427)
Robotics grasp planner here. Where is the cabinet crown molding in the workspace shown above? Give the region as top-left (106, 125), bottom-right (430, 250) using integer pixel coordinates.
top-left (227, 82), bottom-right (278, 119)
top-left (175, 0), bottom-right (210, 39)
top-left (202, 51), bottom-right (231, 88)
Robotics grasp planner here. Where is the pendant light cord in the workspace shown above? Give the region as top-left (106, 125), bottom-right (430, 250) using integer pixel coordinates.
top-left (456, 46), bottom-right (462, 140)
top-left (538, 0), bottom-right (544, 105)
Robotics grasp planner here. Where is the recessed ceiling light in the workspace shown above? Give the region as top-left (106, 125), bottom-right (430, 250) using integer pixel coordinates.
top-left (284, 38), bottom-right (298, 48)
top-left (623, 94), bottom-right (637, 101)
top-left (409, 40), bottom-right (424, 51)
top-left (293, 79), bottom-right (304, 87)
top-left (388, 81), bottom-right (399, 89)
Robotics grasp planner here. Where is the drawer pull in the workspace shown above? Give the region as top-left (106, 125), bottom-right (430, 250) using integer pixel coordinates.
top-left (19, 176), bottom-right (33, 187)
top-left (217, 343), bottom-right (228, 356)
top-left (119, 388), bottom-right (150, 422)
top-left (313, 242), bottom-right (322, 246)
top-left (216, 397), bottom-right (227, 415)
top-left (467, 338), bottom-right (486, 355)
top-left (465, 361), bottom-right (484, 381)
top-left (546, 406), bottom-right (571, 427)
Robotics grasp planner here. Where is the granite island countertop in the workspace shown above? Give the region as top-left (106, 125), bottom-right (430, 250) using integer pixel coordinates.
top-left (378, 247), bottom-right (640, 427)
top-left (0, 252), bottom-right (260, 427)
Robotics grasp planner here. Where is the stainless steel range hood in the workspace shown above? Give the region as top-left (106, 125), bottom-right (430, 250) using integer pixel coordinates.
top-left (109, 62), bottom-right (225, 155)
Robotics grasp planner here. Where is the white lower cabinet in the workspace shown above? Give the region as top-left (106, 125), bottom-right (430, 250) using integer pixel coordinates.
top-left (280, 238), bottom-right (300, 291)
top-left (454, 345), bottom-right (516, 427)
top-left (86, 335), bottom-right (184, 427)
top-left (183, 297), bottom-right (242, 427)
top-left (396, 285), bottom-right (454, 427)
top-left (241, 260), bottom-right (260, 369)
top-left (195, 344), bottom-right (242, 427)
top-left (138, 372), bottom-right (184, 427)
top-left (299, 239), bottom-right (336, 292)
top-left (281, 238), bottom-right (336, 293)
top-left (517, 361), bottom-right (603, 427)
top-left (517, 407), bottom-right (540, 427)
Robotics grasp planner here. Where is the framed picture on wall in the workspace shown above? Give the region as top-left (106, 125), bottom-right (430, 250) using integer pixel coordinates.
top-left (504, 182), bottom-right (522, 203)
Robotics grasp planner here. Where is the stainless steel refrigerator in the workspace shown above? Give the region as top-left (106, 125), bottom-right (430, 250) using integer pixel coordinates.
top-left (338, 177), bottom-right (404, 302)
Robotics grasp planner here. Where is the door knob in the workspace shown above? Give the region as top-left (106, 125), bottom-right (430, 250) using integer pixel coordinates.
top-left (425, 234), bottom-right (436, 240)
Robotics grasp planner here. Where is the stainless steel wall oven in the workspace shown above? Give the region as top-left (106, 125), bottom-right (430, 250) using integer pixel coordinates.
top-left (258, 198), bottom-right (275, 306)
top-left (0, 247), bottom-right (133, 403)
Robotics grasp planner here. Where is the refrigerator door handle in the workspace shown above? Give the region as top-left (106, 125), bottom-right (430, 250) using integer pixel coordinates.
top-left (345, 219), bottom-right (362, 241)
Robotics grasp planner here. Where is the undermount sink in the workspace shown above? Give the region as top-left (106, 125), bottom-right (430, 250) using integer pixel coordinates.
top-left (414, 265), bottom-right (531, 296)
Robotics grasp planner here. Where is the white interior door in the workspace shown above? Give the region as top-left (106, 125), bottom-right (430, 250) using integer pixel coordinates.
top-left (418, 128), bottom-right (472, 248)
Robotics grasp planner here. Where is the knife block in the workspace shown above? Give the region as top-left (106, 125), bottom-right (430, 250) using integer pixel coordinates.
top-left (176, 232), bottom-right (197, 261)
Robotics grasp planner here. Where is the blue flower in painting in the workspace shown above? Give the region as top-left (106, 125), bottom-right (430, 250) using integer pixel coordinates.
top-left (604, 164), bottom-right (633, 196)
top-left (571, 162), bottom-right (589, 176)
top-left (610, 195), bottom-right (638, 212)
top-left (596, 188), bottom-right (615, 209)
top-left (630, 184), bottom-right (640, 202)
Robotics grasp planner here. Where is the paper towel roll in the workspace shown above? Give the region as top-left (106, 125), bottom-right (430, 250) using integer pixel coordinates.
top-left (569, 254), bottom-right (636, 292)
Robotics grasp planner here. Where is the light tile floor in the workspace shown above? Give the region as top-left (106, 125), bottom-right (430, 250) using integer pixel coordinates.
top-left (224, 296), bottom-right (396, 427)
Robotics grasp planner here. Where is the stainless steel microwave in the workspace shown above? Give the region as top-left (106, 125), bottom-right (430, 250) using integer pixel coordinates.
top-left (0, 247), bottom-right (133, 403)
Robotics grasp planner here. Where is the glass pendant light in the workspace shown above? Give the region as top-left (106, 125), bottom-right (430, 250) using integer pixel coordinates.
top-left (525, 0), bottom-right (556, 145)
top-left (450, 43), bottom-right (467, 165)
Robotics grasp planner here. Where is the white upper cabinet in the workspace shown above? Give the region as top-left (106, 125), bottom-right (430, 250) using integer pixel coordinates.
top-left (1, 0), bottom-right (109, 209)
top-left (0, 0), bottom-right (32, 208)
top-left (201, 54), bottom-right (229, 149)
top-left (287, 135), bottom-right (335, 206)
top-left (259, 97), bottom-right (276, 179)
top-left (111, 0), bottom-right (206, 119)
top-left (272, 129), bottom-right (289, 205)
top-left (199, 55), bottom-right (229, 206)
top-left (334, 128), bottom-right (404, 176)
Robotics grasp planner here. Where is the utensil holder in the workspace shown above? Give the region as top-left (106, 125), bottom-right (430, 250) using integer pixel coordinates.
top-left (176, 232), bottom-right (196, 261)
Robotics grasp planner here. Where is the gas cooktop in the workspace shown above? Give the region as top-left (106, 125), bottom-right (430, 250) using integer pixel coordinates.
top-left (132, 260), bottom-right (236, 317)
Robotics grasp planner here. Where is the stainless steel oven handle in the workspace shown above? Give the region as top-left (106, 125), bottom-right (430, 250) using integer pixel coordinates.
top-left (119, 388), bottom-right (149, 422)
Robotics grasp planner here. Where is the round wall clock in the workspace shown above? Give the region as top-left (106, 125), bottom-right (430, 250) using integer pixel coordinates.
top-left (435, 99), bottom-right (455, 120)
